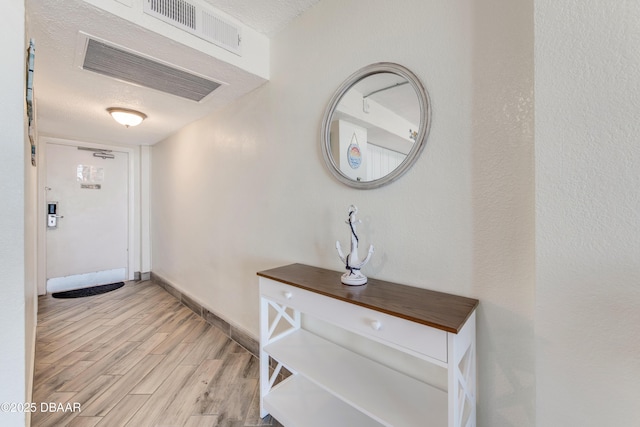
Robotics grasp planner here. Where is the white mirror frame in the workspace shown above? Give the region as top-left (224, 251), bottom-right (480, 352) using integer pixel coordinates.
top-left (321, 62), bottom-right (432, 189)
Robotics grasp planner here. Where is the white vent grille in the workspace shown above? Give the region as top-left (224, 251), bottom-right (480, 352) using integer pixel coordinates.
top-left (201, 10), bottom-right (239, 52)
top-left (144, 0), bottom-right (241, 55)
top-left (147, 0), bottom-right (196, 30)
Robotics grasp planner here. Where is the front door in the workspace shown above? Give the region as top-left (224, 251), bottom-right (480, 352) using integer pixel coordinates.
top-left (45, 142), bottom-right (129, 293)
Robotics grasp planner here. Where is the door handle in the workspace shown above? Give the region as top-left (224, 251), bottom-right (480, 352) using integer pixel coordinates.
top-left (47, 202), bottom-right (63, 228)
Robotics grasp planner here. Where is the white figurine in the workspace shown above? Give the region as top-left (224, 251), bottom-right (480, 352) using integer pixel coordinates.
top-left (336, 205), bottom-right (374, 285)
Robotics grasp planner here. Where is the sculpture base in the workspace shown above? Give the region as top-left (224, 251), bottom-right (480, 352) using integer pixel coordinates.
top-left (341, 272), bottom-right (368, 286)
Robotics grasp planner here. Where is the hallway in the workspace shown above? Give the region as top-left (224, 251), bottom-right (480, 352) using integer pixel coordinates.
top-left (32, 281), bottom-right (281, 427)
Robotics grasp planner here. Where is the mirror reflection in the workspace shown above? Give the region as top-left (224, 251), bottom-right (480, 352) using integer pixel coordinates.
top-left (329, 72), bottom-right (420, 182)
top-left (321, 63), bottom-right (430, 189)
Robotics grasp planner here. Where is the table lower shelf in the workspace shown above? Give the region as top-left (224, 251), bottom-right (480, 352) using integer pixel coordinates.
top-left (264, 376), bottom-right (385, 427)
top-left (263, 329), bottom-right (447, 427)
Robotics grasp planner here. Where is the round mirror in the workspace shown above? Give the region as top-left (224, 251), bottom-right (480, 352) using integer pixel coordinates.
top-left (321, 63), bottom-right (431, 189)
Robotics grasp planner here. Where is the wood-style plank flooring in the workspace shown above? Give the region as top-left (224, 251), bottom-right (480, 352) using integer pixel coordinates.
top-left (32, 280), bottom-right (282, 427)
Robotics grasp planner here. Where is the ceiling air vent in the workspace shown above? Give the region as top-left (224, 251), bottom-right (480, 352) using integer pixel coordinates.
top-left (82, 38), bottom-right (222, 102)
top-left (144, 0), bottom-right (242, 55)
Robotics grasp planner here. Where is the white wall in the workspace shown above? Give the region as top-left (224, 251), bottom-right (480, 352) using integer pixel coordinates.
top-left (151, 0), bottom-right (534, 425)
top-left (24, 59), bottom-right (39, 427)
top-left (0, 1), bottom-right (31, 426)
top-left (140, 145), bottom-right (152, 273)
top-left (535, 1), bottom-right (640, 425)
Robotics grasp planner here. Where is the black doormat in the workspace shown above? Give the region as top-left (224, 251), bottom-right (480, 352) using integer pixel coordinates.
top-left (52, 282), bottom-right (125, 299)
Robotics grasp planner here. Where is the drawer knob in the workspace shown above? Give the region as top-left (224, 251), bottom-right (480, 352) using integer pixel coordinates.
top-left (283, 291), bottom-right (293, 300)
top-left (371, 320), bottom-right (382, 331)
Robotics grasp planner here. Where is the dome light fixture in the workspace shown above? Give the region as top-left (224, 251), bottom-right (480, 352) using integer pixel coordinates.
top-left (107, 107), bottom-right (147, 128)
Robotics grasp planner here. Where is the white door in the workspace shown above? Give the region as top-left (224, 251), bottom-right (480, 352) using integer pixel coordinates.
top-left (46, 143), bottom-right (129, 293)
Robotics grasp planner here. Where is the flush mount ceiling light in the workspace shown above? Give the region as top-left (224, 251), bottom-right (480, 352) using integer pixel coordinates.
top-left (107, 107), bottom-right (147, 128)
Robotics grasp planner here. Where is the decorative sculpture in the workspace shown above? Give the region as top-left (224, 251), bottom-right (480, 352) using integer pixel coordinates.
top-left (336, 205), bottom-right (374, 285)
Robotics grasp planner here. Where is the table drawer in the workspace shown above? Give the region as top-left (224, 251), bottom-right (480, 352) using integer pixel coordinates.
top-left (260, 278), bottom-right (448, 363)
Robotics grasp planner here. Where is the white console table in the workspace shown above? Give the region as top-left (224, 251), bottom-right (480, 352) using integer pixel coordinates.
top-left (258, 264), bottom-right (478, 427)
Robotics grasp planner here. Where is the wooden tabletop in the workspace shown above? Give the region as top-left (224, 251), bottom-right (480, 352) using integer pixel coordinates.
top-left (257, 263), bottom-right (478, 334)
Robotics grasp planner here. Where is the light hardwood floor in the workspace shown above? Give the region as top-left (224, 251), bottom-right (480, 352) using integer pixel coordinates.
top-left (32, 281), bottom-right (282, 427)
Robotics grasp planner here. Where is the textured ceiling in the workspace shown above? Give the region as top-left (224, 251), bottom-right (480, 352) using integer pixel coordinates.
top-left (26, 0), bottom-right (321, 146)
